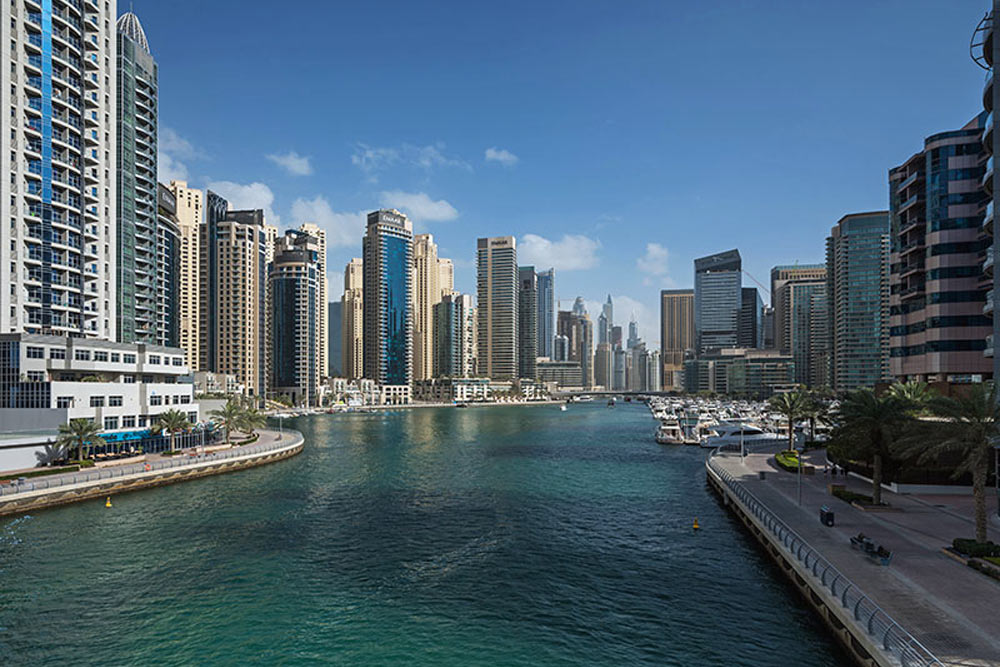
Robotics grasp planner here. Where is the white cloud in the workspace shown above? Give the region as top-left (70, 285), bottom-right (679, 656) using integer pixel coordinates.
top-left (266, 151), bottom-right (313, 176)
top-left (636, 243), bottom-right (674, 286)
top-left (158, 127), bottom-right (205, 184)
top-left (379, 190), bottom-right (458, 223)
top-left (289, 195), bottom-right (366, 249)
top-left (484, 147), bottom-right (519, 167)
top-left (205, 180), bottom-right (279, 227)
top-left (518, 234), bottom-right (600, 271)
top-left (351, 142), bottom-right (470, 181)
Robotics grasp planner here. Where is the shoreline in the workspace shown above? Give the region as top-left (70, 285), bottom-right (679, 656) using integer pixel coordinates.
top-left (272, 399), bottom-right (569, 415)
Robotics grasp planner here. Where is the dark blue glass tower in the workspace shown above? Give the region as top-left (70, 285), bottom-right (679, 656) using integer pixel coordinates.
top-left (363, 210), bottom-right (413, 386)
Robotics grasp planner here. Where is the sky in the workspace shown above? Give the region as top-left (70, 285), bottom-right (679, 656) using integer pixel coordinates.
top-left (136, 0), bottom-right (990, 348)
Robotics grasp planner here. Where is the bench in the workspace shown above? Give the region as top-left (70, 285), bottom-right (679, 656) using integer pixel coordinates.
top-left (850, 533), bottom-right (893, 566)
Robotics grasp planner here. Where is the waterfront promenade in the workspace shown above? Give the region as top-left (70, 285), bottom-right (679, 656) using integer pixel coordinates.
top-left (711, 448), bottom-right (1000, 667)
top-left (0, 429), bottom-right (302, 516)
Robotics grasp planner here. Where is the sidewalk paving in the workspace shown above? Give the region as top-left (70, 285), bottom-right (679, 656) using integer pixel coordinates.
top-left (714, 448), bottom-right (1000, 667)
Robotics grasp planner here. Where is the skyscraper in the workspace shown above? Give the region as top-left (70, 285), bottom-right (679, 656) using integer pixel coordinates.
top-left (363, 210), bottom-right (413, 386)
top-left (169, 181), bottom-right (203, 369)
top-left (433, 293), bottom-right (475, 378)
top-left (888, 116), bottom-right (991, 385)
top-left (660, 289), bottom-right (694, 391)
top-left (536, 268), bottom-right (555, 359)
top-left (518, 267), bottom-right (538, 379)
top-left (200, 191), bottom-right (229, 371)
top-left (738, 287), bottom-right (763, 349)
top-left (770, 264), bottom-right (826, 352)
top-left (412, 234), bottom-right (441, 381)
top-left (155, 185), bottom-right (180, 348)
top-left (826, 212), bottom-right (891, 390)
top-left (270, 230), bottom-right (321, 406)
top-left (779, 278), bottom-right (828, 387)
top-left (477, 236), bottom-right (518, 380)
top-left (328, 301), bottom-right (342, 377)
top-left (2, 0), bottom-right (117, 338)
top-left (594, 342), bottom-right (612, 388)
top-left (214, 208), bottom-right (270, 396)
top-left (298, 223), bottom-right (329, 382)
top-left (627, 316), bottom-right (640, 350)
top-left (598, 295), bottom-right (613, 345)
top-left (694, 249), bottom-right (742, 352)
top-left (557, 306), bottom-right (594, 388)
top-left (438, 258), bottom-right (455, 297)
top-left (341, 258), bottom-right (364, 379)
top-left (115, 12), bottom-right (159, 344)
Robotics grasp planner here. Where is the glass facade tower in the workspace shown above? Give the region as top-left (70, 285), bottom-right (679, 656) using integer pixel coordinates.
top-left (536, 268), bottom-right (555, 359)
top-left (363, 210), bottom-right (413, 386)
top-left (694, 249), bottom-right (742, 352)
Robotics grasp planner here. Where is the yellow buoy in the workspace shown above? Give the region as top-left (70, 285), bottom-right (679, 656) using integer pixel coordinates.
top-left (693, 518), bottom-right (700, 530)
top-left (105, 497), bottom-right (112, 508)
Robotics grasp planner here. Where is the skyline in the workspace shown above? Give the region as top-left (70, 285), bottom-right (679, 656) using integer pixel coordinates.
top-left (137, 0), bottom-right (988, 346)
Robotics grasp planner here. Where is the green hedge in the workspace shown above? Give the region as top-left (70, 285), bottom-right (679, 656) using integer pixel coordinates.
top-left (953, 539), bottom-right (1000, 558)
top-left (832, 487), bottom-right (874, 505)
top-left (774, 451), bottom-right (800, 472)
top-left (969, 559), bottom-right (1000, 581)
top-left (0, 465), bottom-right (81, 481)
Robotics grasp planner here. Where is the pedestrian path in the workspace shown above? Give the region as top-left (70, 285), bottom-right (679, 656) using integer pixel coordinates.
top-left (713, 449), bottom-right (1000, 667)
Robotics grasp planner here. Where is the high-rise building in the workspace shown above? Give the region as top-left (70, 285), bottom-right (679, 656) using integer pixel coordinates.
top-left (595, 342), bottom-right (612, 388)
top-left (628, 343), bottom-right (646, 392)
top-left (412, 234), bottom-right (441, 381)
top-left (433, 293), bottom-right (475, 378)
top-left (115, 12), bottom-right (158, 344)
top-left (612, 347), bottom-right (627, 390)
top-left (553, 334), bottom-right (570, 362)
top-left (2, 0), bottom-right (117, 338)
top-left (438, 258), bottom-right (455, 297)
top-left (762, 306), bottom-right (775, 349)
top-left (298, 223), bottom-right (329, 382)
top-left (155, 185), bottom-right (180, 348)
top-left (779, 278), bottom-right (828, 387)
top-left (572, 296), bottom-right (587, 316)
top-left (328, 301), bottom-right (342, 377)
top-left (517, 267), bottom-right (538, 379)
top-left (341, 258), bottom-right (364, 379)
top-left (270, 230), bottom-right (321, 406)
top-left (477, 236), bottom-right (518, 380)
top-left (971, 6), bottom-right (1000, 376)
top-left (363, 210), bottom-right (413, 386)
top-left (611, 325), bottom-right (623, 348)
top-left (738, 287), bottom-right (763, 349)
top-left (214, 209), bottom-right (270, 397)
top-left (200, 191), bottom-right (229, 371)
top-left (598, 295), bottom-right (613, 345)
top-left (660, 289), bottom-right (694, 391)
top-left (694, 249), bottom-right (742, 352)
top-left (684, 348), bottom-right (796, 397)
top-left (536, 269), bottom-right (555, 359)
top-left (888, 116), bottom-right (991, 385)
top-left (557, 307), bottom-right (594, 388)
top-left (627, 317), bottom-right (640, 350)
top-left (826, 212), bottom-right (891, 390)
top-left (770, 264), bottom-right (826, 352)
top-left (169, 181), bottom-right (203, 369)
top-left (646, 349), bottom-right (662, 392)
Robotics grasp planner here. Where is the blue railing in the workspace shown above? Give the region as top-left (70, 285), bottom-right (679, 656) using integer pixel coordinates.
top-left (706, 452), bottom-right (944, 667)
top-left (0, 431), bottom-right (303, 499)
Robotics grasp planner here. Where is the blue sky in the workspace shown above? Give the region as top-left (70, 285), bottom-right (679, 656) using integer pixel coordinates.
top-left (140, 0), bottom-right (989, 346)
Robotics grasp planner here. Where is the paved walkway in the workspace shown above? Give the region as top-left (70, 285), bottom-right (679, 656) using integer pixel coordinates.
top-left (714, 448), bottom-right (1000, 667)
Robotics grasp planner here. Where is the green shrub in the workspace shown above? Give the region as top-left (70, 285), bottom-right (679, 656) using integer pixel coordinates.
top-left (160, 450), bottom-right (180, 457)
top-left (969, 559), bottom-right (1000, 581)
top-left (67, 459), bottom-right (95, 468)
top-left (986, 556), bottom-right (1000, 567)
top-left (953, 539), bottom-right (1000, 558)
top-left (775, 451), bottom-right (800, 471)
top-left (832, 487), bottom-right (874, 505)
top-left (0, 465), bottom-right (81, 481)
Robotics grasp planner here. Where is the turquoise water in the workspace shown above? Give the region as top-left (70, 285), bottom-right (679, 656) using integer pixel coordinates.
top-left (0, 404), bottom-right (846, 665)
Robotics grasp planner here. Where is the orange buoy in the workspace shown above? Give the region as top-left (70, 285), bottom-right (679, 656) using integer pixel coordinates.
top-left (693, 518), bottom-right (700, 530)
top-left (105, 497), bottom-right (112, 508)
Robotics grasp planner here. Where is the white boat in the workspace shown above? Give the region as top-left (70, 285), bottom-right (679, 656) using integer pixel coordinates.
top-left (655, 420), bottom-right (686, 445)
top-left (700, 423), bottom-right (787, 449)
top-left (559, 405), bottom-right (567, 412)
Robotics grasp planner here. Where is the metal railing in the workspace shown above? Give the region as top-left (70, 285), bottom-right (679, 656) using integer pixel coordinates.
top-left (706, 452), bottom-right (944, 667)
top-left (0, 430), bottom-right (303, 499)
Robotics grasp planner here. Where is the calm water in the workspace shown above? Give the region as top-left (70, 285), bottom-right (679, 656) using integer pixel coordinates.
top-left (0, 404), bottom-right (847, 666)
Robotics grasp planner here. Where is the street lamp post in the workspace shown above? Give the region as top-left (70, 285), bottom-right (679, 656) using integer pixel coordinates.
top-left (797, 441), bottom-right (803, 507)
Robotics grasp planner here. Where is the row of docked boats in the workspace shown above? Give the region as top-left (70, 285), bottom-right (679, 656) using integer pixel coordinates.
top-left (648, 397), bottom-right (821, 449)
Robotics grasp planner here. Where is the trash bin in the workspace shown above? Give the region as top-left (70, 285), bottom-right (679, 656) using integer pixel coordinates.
top-left (820, 505), bottom-right (835, 527)
top-left (758, 471), bottom-right (766, 480)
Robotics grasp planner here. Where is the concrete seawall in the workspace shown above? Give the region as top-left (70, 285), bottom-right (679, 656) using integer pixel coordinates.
top-left (706, 451), bottom-right (942, 667)
top-left (0, 430), bottom-right (303, 517)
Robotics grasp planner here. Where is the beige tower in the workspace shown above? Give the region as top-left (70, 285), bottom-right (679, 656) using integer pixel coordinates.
top-left (660, 289), bottom-right (695, 390)
top-left (438, 258), bottom-right (455, 298)
top-left (477, 236), bottom-right (518, 380)
top-left (169, 181), bottom-right (204, 369)
top-left (298, 223), bottom-right (329, 379)
top-left (412, 235), bottom-right (442, 380)
top-left (342, 258), bottom-right (364, 379)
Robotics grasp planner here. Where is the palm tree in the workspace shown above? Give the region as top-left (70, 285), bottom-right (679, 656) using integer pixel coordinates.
top-left (239, 407), bottom-right (267, 438)
top-left (829, 389), bottom-right (910, 505)
top-left (802, 392), bottom-right (829, 443)
top-left (897, 383), bottom-right (999, 543)
top-left (56, 418), bottom-right (106, 462)
top-left (888, 380), bottom-right (936, 415)
top-left (767, 389), bottom-right (810, 452)
top-left (157, 409), bottom-right (190, 452)
top-left (209, 399), bottom-right (244, 446)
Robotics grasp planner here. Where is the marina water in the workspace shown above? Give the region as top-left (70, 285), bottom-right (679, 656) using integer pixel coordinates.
top-left (0, 403), bottom-right (847, 665)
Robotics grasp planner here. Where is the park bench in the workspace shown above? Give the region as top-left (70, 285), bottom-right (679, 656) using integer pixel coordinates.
top-left (850, 533), bottom-right (893, 566)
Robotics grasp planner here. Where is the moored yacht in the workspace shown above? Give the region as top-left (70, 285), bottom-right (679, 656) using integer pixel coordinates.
top-left (700, 423), bottom-right (786, 449)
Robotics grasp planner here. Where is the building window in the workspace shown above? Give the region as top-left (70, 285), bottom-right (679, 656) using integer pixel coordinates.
top-left (123, 375), bottom-right (135, 384)
top-left (138, 416), bottom-right (147, 428)
top-left (172, 357), bottom-right (183, 366)
top-left (122, 416), bottom-right (136, 428)
top-left (26, 346), bottom-right (44, 359)
top-left (110, 353), bottom-right (120, 363)
top-left (109, 395), bottom-right (122, 407)
top-left (26, 371), bottom-right (45, 382)
top-left (74, 350), bottom-right (91, 361)
top-left (56, 396), bottom-right (72, 408)
top-left (89, 396), bottom-right (105, 407)
top-left (103, 416), bottom-right (118, 430)
top-left (150, 396), bottom-right (162, 406)
top-left (123, 353), bottom-right (136, 363)
top-left (188, 412), bottom-right (197, 422)
top-left (148, 355), bottom-right (160, 365)
top-left (93, 351), bottom-right (108, 362)
top-left (50, 349), bottom-right (66, 360)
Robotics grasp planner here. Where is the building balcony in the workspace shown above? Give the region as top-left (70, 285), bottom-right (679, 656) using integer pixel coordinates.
top-left (899, 218), bottom-right (925, 235)
top-left (897, 170), bottom-right (921, 193)
top-left (898, 193), bottom-right (924, 214)
top-left (986, 201), bottom-right (995, 234)
top-left (899, 261), bottom-right (925, 278)
top-left (986, 290), bottom-right (994, 315)
top-left (986, 112), bottom-right (995, 154)
top-left (986, 252), bottom-right (995, 274)
top-left (899, 239), bottom-right (925, 256)
top-left (899, 284), bottom-right (925, 300)
top-left (986, 334), bottom-right (994, 359)
top-left (984, 156), bottom-right (994, 194)
top-left (986, 70), bottom-right (995, 113)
